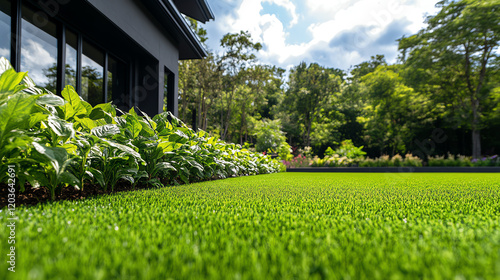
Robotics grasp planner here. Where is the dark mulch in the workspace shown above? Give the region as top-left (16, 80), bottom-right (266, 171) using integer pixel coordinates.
top-left (0, 181), bottom-right (157, 208)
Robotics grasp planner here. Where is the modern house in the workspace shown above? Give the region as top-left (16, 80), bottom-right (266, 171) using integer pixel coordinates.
top-left (0, 0), bottom-right (214, 116)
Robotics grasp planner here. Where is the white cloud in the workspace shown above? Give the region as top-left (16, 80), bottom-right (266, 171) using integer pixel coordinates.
top-left (0, 48), bottom-right (8, 58)
top-left (263, 0), bottom-right (299, 27)
top-left (203, 0), bottom-right (438, 71)
top-left (21, 39), bottom-right (57, 85)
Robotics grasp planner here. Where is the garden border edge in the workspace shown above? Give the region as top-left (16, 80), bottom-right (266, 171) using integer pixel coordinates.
top-left (286, 167), bottom-right (500, 173)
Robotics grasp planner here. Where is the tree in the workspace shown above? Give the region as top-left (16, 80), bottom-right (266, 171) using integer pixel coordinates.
top-left (349, 54), bottom-right (387, 80)
top-left (253, 119), bottom-right (289, 156)
top-left (282, 62), bottom-right (343, 147)
top-left (358, 65), bottom-right (434, 156)
top-left (177, 18), bottom-right (223, 132)
top-left (234, 64), bottom-right (285, 144)
top-left (399, 0), bottom-right (500, 158)
top-left (219, 31), bottom-right (262, 141)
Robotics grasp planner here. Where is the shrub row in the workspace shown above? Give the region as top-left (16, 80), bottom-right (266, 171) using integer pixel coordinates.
top-left (287, 153), bottom-right (500, 168)
top-left (427, 154), bottom-right (499, 167)
top-left (0, 58), bottom-right (282, 200)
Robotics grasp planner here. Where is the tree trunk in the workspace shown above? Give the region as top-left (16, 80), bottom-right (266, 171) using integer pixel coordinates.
top-left (240, 105), bottom-right (246, 145)
top-left (472, 100), bottom-right (481, 158)
top-left (472, 129), bottom-right (481, 159)
top-left (305, 117), bottom-right (312, 147)
top-left (197, 90), bottom-right (203, 131)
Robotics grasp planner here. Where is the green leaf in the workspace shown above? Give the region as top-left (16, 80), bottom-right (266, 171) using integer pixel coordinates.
top-left (88, 107), bottom-right (107, 120)
top-left (0, 93), bottom-right (38, 140)
top-left (91, 124), bottom-right (121, 138)
top-left (22, 75), bottom-right (42, 95)
top-left (0, 69), bottom-right (27, 96)
top-left (146, 178), bottom-right (163, 188)
top-left (61, 86), bottom-right (88, 117)
top-left (59, 172), bottom-right (80, 189)
top-left (125, 114), bottom-right (142, 138)
top-left (80, 101), bottom-right (93, 116)
top-left (0, 57), bottom-right (13, 74)
top-left (58, 102), bottom-right (76, 120)
top-left (156, 162), bottom-right (177, 172)
top-left (88, 167), bottom-right (105, 188)
top-left (32, 142), bottom-right (69, 173)
top-left (136, 107), bottom-right (157, 130)
top-left (61, 85), bottom-right (82, 106)
top-left (139, 120), bottom-right (155, 136)
top-left (129, 106), bottom-right (138, 117)
top-left (94, 103), bottom-right (116, 117)
top-left (74, 117), bottom-right (97, 131)
top-left (47, 116), bottom-right (75, 141)
top-left (169, 130), bottom-right (189, 143)
top-left (37, 94), bottom-right (66, 106)
top-left (102, 140), bottom-right (143, 162)
top-left (29, 112), bottom-right (49, 127)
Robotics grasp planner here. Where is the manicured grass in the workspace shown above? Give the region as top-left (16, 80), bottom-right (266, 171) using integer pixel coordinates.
top-left (2, 173), bottom-right (500, 279)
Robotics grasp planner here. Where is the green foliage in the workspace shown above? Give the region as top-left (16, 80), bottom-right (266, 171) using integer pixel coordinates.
top-left (334, 139), bottom-right (366, 159)
top-left (399, 0), bottom-right (500, 158)
top-left (253, 119), bottom-right (290, 160)
top-left (4, 173), bottom-right (500, 279)
top-left (324, 147), bottom-right (334, 156)
top-left (358, 154), bottom-right (423, 167)
top-left (358, 65), bottom-right (434, 156)
top-left (29, 142), bottom-right (80, 200)
top-left (427, 154), bottom-right (499, 167)
top-left (310, 140), bottom-right (366, 167)
top-left (0, 58), bottom-right (281, 199)
top-left (281, 62), bottom-right (344, 147)
top-left (178, 1), bottom-right (500, 160)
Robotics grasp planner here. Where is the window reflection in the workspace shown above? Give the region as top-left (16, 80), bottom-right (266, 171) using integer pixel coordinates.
top-left (65, 29), bottom-right (77, 88)
top-left (82, 40), bottom-right (104, 106)
top-left (0, 0), bottom-right (10, 61)
top-left (21, 4), bottom-right (58, 92)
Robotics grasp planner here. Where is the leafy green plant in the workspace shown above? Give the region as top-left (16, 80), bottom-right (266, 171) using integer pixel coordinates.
top-left (88, 140), bottom-right (142, 192)
top-left (324, 147), bottom-right (335, 157)
top-left (253, 119), bottom-right (289, 156)
top-left (0, 57), bottom-right (281, 198)
top-left (334, 140), bottom-right (366, 159)
top-left (28, 142), bottom-right (80, 200)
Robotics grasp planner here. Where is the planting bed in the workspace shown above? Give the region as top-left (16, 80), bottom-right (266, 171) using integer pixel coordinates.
top-left (1, 173), bottom-right (500, 279)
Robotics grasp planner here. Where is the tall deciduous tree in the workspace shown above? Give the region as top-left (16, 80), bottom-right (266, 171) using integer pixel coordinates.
top-left (219, 31), bottom-right (262, 141)
top-left (359, 65), bottom-right (434, 156)
top-left (282, 62), bottom-right (343, 147)
top-left (399, 0), bottom-right (500, 158)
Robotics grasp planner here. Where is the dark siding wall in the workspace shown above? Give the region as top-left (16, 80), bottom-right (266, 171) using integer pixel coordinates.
top-left (86, 0), bottom-right (180, 116)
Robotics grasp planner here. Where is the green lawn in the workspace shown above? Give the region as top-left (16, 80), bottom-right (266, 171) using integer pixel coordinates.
top-left (2, 173), bottom-right (500, 279)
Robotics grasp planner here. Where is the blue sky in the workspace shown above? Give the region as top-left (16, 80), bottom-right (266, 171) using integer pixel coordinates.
top-left (201, 0), bottom-right (439, 71)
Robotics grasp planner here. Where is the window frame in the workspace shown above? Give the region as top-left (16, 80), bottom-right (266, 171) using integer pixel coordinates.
top-left (6, 0), bottom-right (130, 105)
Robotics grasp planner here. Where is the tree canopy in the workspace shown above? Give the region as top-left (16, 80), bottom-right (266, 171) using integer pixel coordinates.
top-left (176, 0), bottom-right (500, 159)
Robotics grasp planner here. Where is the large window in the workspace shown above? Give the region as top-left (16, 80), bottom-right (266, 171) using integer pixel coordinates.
top-left (4, 0), bottom-right (133, 110)
top-left (0, 0), bottom-right (10, 61)
top-left (107, 55), bottom-right (126, 103)
top-left (21, 4), bottom-right (58, 92)
top-left (65, 29), bottom-right (77, 89)
top-left (82, 40), bottom-right (104, 105)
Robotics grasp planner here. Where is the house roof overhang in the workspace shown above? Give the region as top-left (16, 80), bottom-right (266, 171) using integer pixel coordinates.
top-left (173, 0), bottom-right (215, 23)
top-left (143, 0), bottom-right (214, 60)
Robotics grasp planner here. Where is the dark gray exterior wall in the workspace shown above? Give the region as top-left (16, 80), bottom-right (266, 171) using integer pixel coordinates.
top-left (86, 0), bottom-right (179, 116)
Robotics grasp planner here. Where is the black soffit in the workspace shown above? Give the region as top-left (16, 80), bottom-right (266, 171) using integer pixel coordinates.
top-left (173, 0), bottom-right (214, 23)
top-left (144, 0), bottom-right (211, 59)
